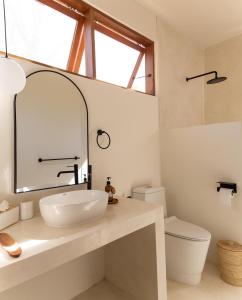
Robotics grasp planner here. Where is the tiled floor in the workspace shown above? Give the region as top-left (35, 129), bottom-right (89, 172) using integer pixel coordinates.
top-left (168, 263), bottom-right (242, 300)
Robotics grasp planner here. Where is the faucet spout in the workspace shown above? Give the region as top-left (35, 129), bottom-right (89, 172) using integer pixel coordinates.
top-left (57, 164), bottom-right (79, 184)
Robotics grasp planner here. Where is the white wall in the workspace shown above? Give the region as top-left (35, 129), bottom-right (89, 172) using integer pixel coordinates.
top-left (85, 0), bottom-right (157, 41)
top-left (162, 122), bottom-right (242, 262)
top-left (157, 19), bottom-right (205, 129)
top-left (83, 0), bottom-right (206, 129)
top-left (205, 33), bottom-right (242, 124)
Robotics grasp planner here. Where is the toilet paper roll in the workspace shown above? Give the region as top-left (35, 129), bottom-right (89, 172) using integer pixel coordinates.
top-left (219, 188), bottom-right (234, 207)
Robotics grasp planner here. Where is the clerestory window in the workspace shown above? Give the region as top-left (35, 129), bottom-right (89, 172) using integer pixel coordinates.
top-left (0, 0), bottom-right (155, 95)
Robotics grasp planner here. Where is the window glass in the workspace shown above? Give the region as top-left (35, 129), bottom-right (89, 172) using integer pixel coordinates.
top-left (0, 0), bottom-right (153, 94)
top-left (79, 50), bottom-right (86, 76)
top-left (131, 56), bottom-right (146, 93)
top-left (0, 0), bottom-right (76, 69)
top-left (95, 30), bottom-right (140, 87)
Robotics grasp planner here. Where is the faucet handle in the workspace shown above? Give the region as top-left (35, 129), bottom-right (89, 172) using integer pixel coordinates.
top-left (83, 174), bottom-right (87, 183)
top-left (67, 164), bottom-right (78, 168)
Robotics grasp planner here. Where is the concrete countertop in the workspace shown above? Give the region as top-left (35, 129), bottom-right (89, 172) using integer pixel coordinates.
top-left (0, 198), bottom-right (163, 293)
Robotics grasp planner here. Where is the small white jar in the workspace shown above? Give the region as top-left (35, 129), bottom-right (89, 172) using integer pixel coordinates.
top-left (20, 201), bottom-right (34, 220)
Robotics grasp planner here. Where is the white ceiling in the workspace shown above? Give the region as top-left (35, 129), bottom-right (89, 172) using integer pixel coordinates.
top-left (135, 0), bottom-right (242, 48)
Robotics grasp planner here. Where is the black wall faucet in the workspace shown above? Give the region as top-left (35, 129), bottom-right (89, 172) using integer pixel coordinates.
top-left (57, 164), bottom-right (79, 185)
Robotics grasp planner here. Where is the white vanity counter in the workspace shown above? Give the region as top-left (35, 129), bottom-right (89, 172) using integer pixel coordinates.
top-left (0, 198), bottom-right (167, 300)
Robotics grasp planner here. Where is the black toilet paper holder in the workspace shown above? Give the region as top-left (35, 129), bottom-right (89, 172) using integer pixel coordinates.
top-left (217, 182), bottom-right (237, 194)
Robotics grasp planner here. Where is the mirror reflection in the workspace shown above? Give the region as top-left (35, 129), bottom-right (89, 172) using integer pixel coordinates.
top-left (14, 70), bottom-right (88, 193)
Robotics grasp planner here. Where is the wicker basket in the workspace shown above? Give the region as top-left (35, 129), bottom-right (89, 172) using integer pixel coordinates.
top-left (217, 240), bottom-right (242, 286)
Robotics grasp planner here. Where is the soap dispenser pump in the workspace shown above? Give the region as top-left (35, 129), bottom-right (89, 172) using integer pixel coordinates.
top-left (105, 177), bottom-right (118, 204)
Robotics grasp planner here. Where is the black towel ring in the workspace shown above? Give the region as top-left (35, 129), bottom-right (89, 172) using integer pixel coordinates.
top-left (96, 129), bottom-right (111, 149)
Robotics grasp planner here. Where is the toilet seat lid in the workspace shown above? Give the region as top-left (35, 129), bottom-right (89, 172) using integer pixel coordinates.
top-left (165, 216), bottom-right (211, 241)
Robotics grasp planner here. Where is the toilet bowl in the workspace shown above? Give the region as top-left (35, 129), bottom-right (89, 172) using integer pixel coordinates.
top-left (132, 186), bottom-right (211, 285)
top-left (165, 216), bottom-right (211, 285)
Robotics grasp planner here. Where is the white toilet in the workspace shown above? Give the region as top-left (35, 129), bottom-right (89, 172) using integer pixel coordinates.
top-left (132, 186), bottom-right (211, 285)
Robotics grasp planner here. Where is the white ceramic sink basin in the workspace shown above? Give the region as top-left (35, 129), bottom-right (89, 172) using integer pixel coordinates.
top-left (39, 190), bottom-right (108, 227)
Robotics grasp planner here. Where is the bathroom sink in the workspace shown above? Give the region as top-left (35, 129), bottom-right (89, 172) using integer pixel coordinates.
top-left (39, 190), bottom-right (108, 227)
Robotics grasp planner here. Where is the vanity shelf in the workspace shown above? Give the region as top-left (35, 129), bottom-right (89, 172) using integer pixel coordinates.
top-left (0, 198), bottom-right (167, 300)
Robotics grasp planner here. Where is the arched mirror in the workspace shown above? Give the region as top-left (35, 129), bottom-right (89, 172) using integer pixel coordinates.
top-left (14, 70), bottom-right (89, 193)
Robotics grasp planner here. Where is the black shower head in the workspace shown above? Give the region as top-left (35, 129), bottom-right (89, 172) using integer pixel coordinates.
top-left (207, 75), bottom-right (227, 84)
top-left (186, 71), bottom-right (227, 85)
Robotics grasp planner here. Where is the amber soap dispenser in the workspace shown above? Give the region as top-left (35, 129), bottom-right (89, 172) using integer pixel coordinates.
top-left (105, 177), bottom-right (118, 204)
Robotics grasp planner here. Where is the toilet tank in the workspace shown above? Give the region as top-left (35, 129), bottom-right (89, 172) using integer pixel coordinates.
top-left (132, 186), bottom-right (167, 217)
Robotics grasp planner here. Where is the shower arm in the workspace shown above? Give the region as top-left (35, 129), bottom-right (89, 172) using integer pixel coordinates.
top-left (186, 71), bottom-right (217, 82)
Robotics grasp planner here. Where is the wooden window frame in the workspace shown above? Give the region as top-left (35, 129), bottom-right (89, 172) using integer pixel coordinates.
top-left (38, 0), bottom-right (155, 95)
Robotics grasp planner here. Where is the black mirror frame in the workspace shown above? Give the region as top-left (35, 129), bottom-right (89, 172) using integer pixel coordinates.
top-left (14, 70), bottom-right (90, 194)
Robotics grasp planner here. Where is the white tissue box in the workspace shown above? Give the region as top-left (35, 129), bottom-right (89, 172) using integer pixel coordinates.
top-left (0, 206), bottom-right (19, 230)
